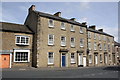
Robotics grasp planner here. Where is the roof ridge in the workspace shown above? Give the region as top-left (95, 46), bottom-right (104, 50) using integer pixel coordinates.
top-left (1, 22), bottom-right (24, 26)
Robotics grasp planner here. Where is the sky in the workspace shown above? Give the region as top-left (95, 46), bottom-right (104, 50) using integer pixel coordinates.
top-left (1, 2), bottom-right (118, 42)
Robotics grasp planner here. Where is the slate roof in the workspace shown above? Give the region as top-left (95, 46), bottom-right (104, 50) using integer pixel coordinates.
top-left (33, 11), bottom-right (87, 27)
top-left (114, 41), bottom-right (120, 47)
top-left (0, 22), bottom-right (33, 34)
top-left (87, 28), bottom-right (113, 37)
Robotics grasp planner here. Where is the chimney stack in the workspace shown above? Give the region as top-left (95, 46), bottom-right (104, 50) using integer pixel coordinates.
top-left (98, 29), bottom-right (103, 32)
top-left (70, 18), bottom-right (76, 21)
top-left (54, 12), bottom-right (61, 17)
top-left (29, 5), bottom-right (35, 13)
top-left (89, 25), bottom-right (96, 30)
top-left (82, 22), bottom-right (87, 25)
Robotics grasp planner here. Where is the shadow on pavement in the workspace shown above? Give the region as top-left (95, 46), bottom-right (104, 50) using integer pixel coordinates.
top-left (103, 66), bottom-right (120, 71)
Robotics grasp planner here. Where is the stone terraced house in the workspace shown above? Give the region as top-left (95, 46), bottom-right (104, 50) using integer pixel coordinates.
top-left (0, 22), bottom-right (33, 68)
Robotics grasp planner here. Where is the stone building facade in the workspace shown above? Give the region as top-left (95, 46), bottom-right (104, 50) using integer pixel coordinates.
top-left (0, 22), bottom-right (33, 68)
top-left (1, 5), bottom-right (118, 68)
top-left (25, 5), bottom-right (87, 68)
top-left (87, 26), bottom-right (115, 67)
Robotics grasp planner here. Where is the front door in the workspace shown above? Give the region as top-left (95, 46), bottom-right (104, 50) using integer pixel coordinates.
top-left (105, 54), bottom-right (107, 64)
top-left (95, 55), bottom-right (98, 65)
top-left (78, 54), bottom-right (83, 66)
top-left (61, 53), bottom-right (66, 67)
top-left (0, 54), bottom-right (10, 68)
top-left (83, 57), bottom-right (86, 67)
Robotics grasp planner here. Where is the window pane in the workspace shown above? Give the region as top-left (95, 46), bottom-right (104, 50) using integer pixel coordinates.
top-left (15, 52), bottom-right (28, 62)
top-left (21, 37), bottom-right (25, 43)
top-left (48, 34), bottom-right (54, 45)
top-left (49, 19), bottom-right (53, 27)
top-left (17, 37), bottom-right (20, 43)
top-left (61, 22), bottom-right (65, 29)
top-left (26, 37), bottom-right (29, 44)
top-left (48, 52), bottom-right (54, 64)
top-left (61, 36), bottom-right (66, 46)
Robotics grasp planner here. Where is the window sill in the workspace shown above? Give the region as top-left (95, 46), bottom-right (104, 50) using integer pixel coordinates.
top-left (49, 26), bottom-right (54, 28)
top-left (48, 44), bottom-right (54, 46)
top-left (71, 62), bottom-right (76, 64)
top-left (14, 61), bottom-right (30, 63)
top-left (80, 46), bottom-right (84, 48)
top-left (71, 46), bottom-right (75, 48)
top-left (70, 30), bottom-right (75, 32)
top-left (80, 32), bottom-right (83, 34)
top-left (61, 45), bottom-right (66, 47)
top-left (61, 28), bottom-right (66, 31)
top-left (16, 44), bottom-right (29, 46)
top-left (89, 62), bottom-right (92, 64)
top-left (48, 63), bottom-right (54, 65)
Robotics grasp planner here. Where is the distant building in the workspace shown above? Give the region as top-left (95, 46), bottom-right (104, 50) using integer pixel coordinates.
top-left (0, 22), bottom-right (33, 68)
top-left (114, 41), bottom-right (120, 65)
top-left (87, 25), bottom-right (115, 67)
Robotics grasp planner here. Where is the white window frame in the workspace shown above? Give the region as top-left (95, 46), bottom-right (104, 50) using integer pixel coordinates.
top-left (89, 55), bottom-right (92, 64)
top-left (88, 42), bottom-right (91, 50)
top-left (61, 36), bottom-right (66, 46)
top-left (108, 44), bottom-right (110, 52)
top-left (104, 43), bottom-right (107, 50)
top-left (15, 36), bottom-right (30, 45)
top-left (71, 37), bottom-right (75, 47)
top-left (48, 34), bottom-right (54, 45)
top-left (47, 52), bottom-right (54, 64)
top-left (48, 19), bottom-right (54, 27)
top-left (99, 44), bottom-right (102, 50)
top-left (80, 27), bottom-right (83, 33)
top-left (70, 24), bottom-right (75, 32)
top-left (61, 22), bottom-right (66, 30)
top-left (14, 50), bottom-right (30, 62)
top-left (94, 33), bottom-right (96, 40)
top-left (88, 32), bottom-right (91, 39)
top-left (94, 42), bottom-right (97, 50)
top-left (80, 38), bottom-right (84, 47)
top-left (71, 53), bottom-right (75, 63)
top-left (99, 35), bottom-right (101, 41)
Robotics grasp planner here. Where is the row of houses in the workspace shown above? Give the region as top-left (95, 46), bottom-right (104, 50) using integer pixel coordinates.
top-left (0, 5), bottom-right (119, 68)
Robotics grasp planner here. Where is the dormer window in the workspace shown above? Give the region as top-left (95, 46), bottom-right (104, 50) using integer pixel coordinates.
top-left (70, 25), bottom-right (75, 32)
top-left (16, 36), bottom-right (29, 45)
top-left (48, 19), bottom-right (54, 27)
top-left (61, 22), bottom-right (66, 30)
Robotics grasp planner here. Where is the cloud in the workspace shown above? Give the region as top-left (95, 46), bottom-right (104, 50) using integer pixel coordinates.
top-left (97, 25), bottom-right (118, 41)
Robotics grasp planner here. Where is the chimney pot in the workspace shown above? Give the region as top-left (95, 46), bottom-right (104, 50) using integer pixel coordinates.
top-left (70, 18), bottom-right (76, 21)
top-left (82, 22), bottom-right (87, 25)
top-left (54, 12), bottom-right (61, 17)
top-left (89, 25), bottom-right (96, 30)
